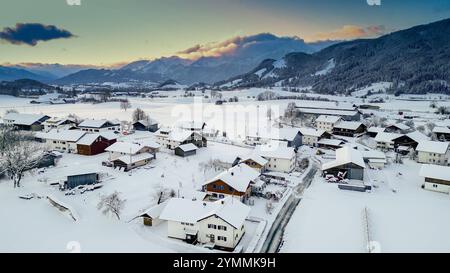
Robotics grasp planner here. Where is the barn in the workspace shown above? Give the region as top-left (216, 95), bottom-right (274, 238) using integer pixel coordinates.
top-left (322, 146), bottom-right (366, 181)
top-left (174, 143), bottom-right (198, 157)
top-left (76, 133), bottom-right (117, 156)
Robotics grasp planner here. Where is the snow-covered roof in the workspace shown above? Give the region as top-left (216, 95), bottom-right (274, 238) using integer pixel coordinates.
top-left (276, 128), bottom-right (300, 141)
top-left (42, 117), bottom-right (76, 126)
top-left (416, 141), bottom-right (449, 154)
top-left (362, 150), bottom-right (386, 160)
top-left (178, 189), bottom-right (207, 201)
top-left (141, 200), bottom-right (169, 219)
top-left (134, 119), bottom-right (158, 126)
top-left (176, 121), bottom-right (206, 130)
top-left (203, 163), bottom-right (260, 192)
top-left (299, 127), bottom-right (327, 137)
top-left (387, 123), bottom-right (410, 131)
top-left (255, 143), bottom-right (296, 160)
top-left (433, 127), bottom-right (450, 134)
top-left (419, 164), bottom-right (450, 181)
top-left (136, 139), bottom-right (160, 149)
top-left (36, 129), bottom-right (86, 142)
top-left (76, 132), bottom-right (117, 145)
top-left (115, 152), bottom-right (154, 164)
top-left (333, 121), bottom-right (364, 130)
top-left (241, 153), bottom-right (269, 166)
top-left (296, 108), bottom-right (358, 117)
top-left (367, 127), bottom-right (386, 134)
top-left (105, 141), bottom-right (144, 154)
top-left (374, 132), bottom-right (402, 143)
top-left (76, 133), bottom-right (102, 145)
top-left (322, 146), bottom-right (365, 170)
top-left (177, 143), bottom-right (198, 152)
top-left (159, 197), bottom-right (250, 228)
top-left (168, 129), bottom-right (197, 142)
top-left (406, 131), bottom-right (429, 143)
top-left (316, 115), bottom-right (341, 124)
top-left (3, 113), bottom-right (49, 126)
top-left (318, 138), bottom-right (345, 147)
top-left (78, 119), bottom-right (118, 128)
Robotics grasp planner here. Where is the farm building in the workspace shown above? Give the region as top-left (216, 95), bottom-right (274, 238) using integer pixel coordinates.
top-left (294, 105), bottom-right (361, 121)
top-left (158, 197), bottom-right (250, 251)
top-left (105, 141), bottom-right (158, 171)
top-left (64, 173), bottom-right (99, 190)
top-left (362, 150), bottom-right (387, 169)
top-left (332, 121), bottom-right (367, 137)
top-left (175, 143), bottom-right (198, 157)
top-left (77, 119), bottom-right (120, 133)
top-left (419, 164), bottom-right (450, 194)
top-left (416, 141), bottom-right (450, 166)
top-left (322, 146), bottom-right (366, 181)
top-left (132, 119), bottom-right (159, 132)
top-left (36, 129), bottom-right (86, 153)
top-left (76, 132), bottom-right (118, 156)
top-left (3, 113), bottom-right (50, 131)
top-left (202, 163), bottom-right (260, 202)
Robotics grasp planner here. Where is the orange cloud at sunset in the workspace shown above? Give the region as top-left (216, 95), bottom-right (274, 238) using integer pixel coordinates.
top-left (306, 25), bottom-right (386, 42)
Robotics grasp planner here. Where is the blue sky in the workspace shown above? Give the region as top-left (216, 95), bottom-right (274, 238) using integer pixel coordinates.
top-left (0, 0), bottom-right (449, 65)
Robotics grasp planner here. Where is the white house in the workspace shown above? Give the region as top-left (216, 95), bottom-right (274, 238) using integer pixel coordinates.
top-left (255, 142), bottom-right (296, 173)
top-left (416, 141), bottom-right (450, 166)
top-left (159, 197), bottom-right (251, 251)
top-left (77, 119), bottom-right (120, 133)
top-left (105, 141), bottom-right (158, 161)
top-left (299, 127), bottom-right (329, 147)
top-left (36, 129), bottom-right (86, 153)
top-left (155, 128), bottom-right (206, 150)
top-left (315, 115), bottom-right (341, 133)
top-left (374, 132), bottom-right (402, 150)
top-left (419, 164), bottom-right (450, 194)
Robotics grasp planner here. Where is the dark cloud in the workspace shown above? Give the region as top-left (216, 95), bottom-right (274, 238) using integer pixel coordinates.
top-left (0, 23), bottom-right (75, 46)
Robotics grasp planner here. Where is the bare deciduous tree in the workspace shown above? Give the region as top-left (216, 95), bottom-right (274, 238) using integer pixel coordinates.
top-left (120, 99), bottom-right (131, 112)
top-left (132, 108), bottom-right (148, 123)
top-left (97, 191), bottom-right (126, 220)
top-left (1, 128), bottom-right (45, 188)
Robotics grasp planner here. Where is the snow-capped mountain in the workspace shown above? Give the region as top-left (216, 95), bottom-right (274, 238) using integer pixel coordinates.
top-left (216, 18), bottom-right (450, 95)
top-left (55, 33), bottom-right (335, 85)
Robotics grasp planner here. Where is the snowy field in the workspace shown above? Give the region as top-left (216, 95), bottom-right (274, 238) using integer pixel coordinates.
top-left (0, 140), bottom-right (259, 253)
top-left (281, 159), bottom-right (450, 253)
top-left (1, 88), bottom-right (450, 253)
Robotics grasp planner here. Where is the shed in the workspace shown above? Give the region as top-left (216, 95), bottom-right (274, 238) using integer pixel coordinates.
top-left (175, 143), bottom-right (198, 157)
top-left (65, 173), bottom-right (99, 189)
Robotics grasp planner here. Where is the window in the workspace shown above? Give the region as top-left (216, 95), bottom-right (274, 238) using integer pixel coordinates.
top-left (218, 236), bottom-right (227, 242)
top-left (218, 225), bottom-right (227, 231)
top-left (208, 224), bottom-right (217, 229)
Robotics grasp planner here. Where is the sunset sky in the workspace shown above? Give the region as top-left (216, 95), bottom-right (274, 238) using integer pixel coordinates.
top-left (1, 0), bottom-right (449, 65)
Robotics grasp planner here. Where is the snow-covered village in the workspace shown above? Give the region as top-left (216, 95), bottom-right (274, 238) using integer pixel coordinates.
top-left (1, 1), bottom-right (450, 258)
